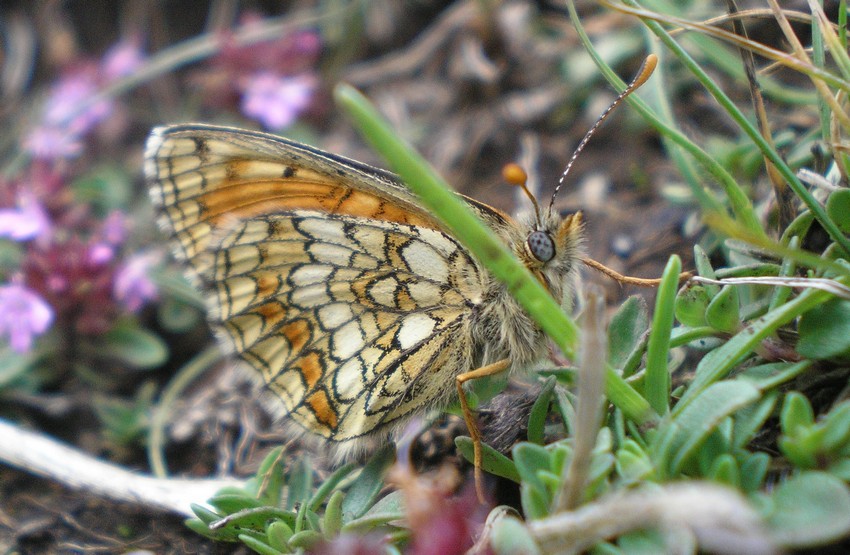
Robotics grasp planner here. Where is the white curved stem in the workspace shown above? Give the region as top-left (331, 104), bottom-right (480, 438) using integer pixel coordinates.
top-left (0, 417), bottom-right (244, 517)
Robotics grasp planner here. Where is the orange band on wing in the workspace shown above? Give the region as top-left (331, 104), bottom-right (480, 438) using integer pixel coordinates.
top-left (307, 390), bottom-right (339, 429)
top-left (199, 175), bottom-right (439, 229)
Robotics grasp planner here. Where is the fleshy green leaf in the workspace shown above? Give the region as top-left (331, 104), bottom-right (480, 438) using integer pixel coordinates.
top-left (826, 188), bottom-right (850, 234)
top-left (675, 282), bottom-right (712, 328)
top-left (666, 380), bottom-right (760, 474)
top-left (797, 298), bottom-right (850, 360)
top-left (340, 445), bottom-right (394, 522)
top-left (767, 472), bottom-right (850, 547)
top-left (527, 377), bottom-right (556, 445)
top-left (103, 323), bottom-right (168, 369)
top-left (490, 515), bottom-right (542, 555)
top-left (456, 436), bottom-right (521, 483)
top-left (705, 285), bottom-right (741, 333)
top-left (608, 296), bottom-right (649, 368)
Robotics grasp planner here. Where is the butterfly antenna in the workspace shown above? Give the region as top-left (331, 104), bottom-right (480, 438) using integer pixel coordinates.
top-left (503, 162), bottom-right (544, 229)
top-left (547, 54), bottom-right (658, 216)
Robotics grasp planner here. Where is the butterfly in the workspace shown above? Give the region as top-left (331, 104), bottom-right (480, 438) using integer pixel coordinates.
top-left (144, 123), bottom-right (583, 481)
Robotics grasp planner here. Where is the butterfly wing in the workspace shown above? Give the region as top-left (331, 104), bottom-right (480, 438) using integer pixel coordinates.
top-left (213, 211), bottom-right (484, 444)
top-left (145, 124), bottom-right (487, 447)
top-left (145, 124), bottom-right (443, 278)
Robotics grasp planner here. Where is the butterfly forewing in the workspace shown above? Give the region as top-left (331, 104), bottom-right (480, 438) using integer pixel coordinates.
top-left (145, 124), bottom-right (487, 447)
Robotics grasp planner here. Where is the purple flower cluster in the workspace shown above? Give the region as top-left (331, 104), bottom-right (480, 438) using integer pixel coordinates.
top-left (199, 26), bottom-right (321, 130)
top-left (0, 171), bottom-right (159, 351)
top-left (0, 282), bottom-right (53, 353)
top-left (0, 36), bottom-right (157, 353)
top-left (24, 38), bottom-right (145, 161)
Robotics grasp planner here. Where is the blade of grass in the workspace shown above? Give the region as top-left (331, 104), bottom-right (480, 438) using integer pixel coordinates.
top-left (676, 281), bottom-right (845, 411)
top-left (334, 84), bottom-right (658, 424)
top-left (335, 83), bottom-right (578, 357)
top-left (606, 0), bottom-right (850, 255)
top-left (644, 256), bottom-right (681, 415)
top-left (566, 1), bottom-right (764, 239)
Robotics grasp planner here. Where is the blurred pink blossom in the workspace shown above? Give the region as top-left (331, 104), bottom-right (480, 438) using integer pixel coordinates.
top-left (240, 72), bottom-right (317, 130)
top-left (102, 37), bottom-right (146, 80)
top-left (23, 126), bottom-right (85, 160)
top-left (101, 210), bottom-right (128, 245)
top-left (0, 193), bottom-right (50, 241)
top-left (113, 251), bottom-right (160, 312)
top-left (87, 243), bottom-right (115, 265)
top-left (24, 37), bottom-right (147, 160)
top-left (0, 282), bottom-right (54, 352)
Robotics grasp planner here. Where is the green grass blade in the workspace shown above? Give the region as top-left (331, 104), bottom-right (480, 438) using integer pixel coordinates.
top-left (644, 255), bottom-right (681, 415)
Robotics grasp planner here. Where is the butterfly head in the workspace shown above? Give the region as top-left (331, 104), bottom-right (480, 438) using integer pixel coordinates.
top-left (521, 208), bottom-right (583, 277)
top-left (503, 163), bottom-right (583, 279)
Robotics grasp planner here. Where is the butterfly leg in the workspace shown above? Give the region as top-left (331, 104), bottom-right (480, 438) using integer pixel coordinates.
top-left (456, 358), bottom-right (510, 502)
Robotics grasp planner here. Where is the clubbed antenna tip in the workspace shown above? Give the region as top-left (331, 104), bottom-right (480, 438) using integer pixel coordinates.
top-left (547, 54), bottom-right (658, 216)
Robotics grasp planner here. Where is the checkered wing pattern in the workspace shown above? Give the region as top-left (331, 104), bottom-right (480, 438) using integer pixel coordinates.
top-left (145, 124), bottom-right (486, 442)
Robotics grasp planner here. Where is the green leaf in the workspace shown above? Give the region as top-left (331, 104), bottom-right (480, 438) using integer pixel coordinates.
top-left (238, 533), bottom-right (284, 555)
top-left (288, 530), bottom-right (323, 550)
top-left (827, 188), bottom-right (850, 234)
top-left (780, 392), bottom-right (815, 435)
top-left (608, 296), bottom-right (649, 368)
top-left (732, 392), bottom-right (777, 448)
top-left (208, 493), bottom-right (264, 514)
top-left (285, 455), bottom-right (313, 511)
top-left (678, 285), bottom-right (835, 409)
top-left (645, 255), bottom-right (681, 415)
top-left (615, 440), bottom-right (654, 483)
top-left (704, 285), bottom-right (741, 333)
top-left (707, 453), bottom-right (739, 487)
top-left (527, 377), bottom-right (556, 445)
top-left (254, 447), bottom-right (285, 507)
top-left (342, 490), bottom-right (405, 532)
top-left (767, 472), bottom-right (850, 547)
top-left (71, 165), bottom-right (132, 214)
top-left (693, 244), bottom-right (718, 281)
top-left (822, 402), bottom-right (850, 452)
top-left (798, 298), bottom-right (850, 359)
top-left (103, 323), bottom-right (168, 369)
top-left (340, 445), bottom-right (394, 522)
top-left (266, 520), bottom-right (293, 551)
top-left (308, 462), bottom-right (357, 512)
top-left (740, 452), bottom-right (769, 492)
top-left (490, 515), bottom-right (542, 555)
top-left (184, 517), bottom-right (218, 540)
top-left (190, 503), bottom-right (222, 525)
top-left (322, 490), bottom-right (344, 537)
top-left (735, 361), bottom-right (812, 392)
top-left (520, 481), bottom-right (550, 520)
top-left (674, 282), bottom-right (712, 328)
top-left (156, 296), bottom-right (201, 333)
top-left (512, 443), bottom-right (551, 494)
top-left (456, 436), bottom-right (521, 483)
top-left (666, 380), bottom-right (760, 474)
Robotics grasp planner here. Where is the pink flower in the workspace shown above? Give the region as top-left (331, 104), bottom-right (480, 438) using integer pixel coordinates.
top-left (101, 210), bottom-right (128, 245)
top-left (23, 36), bottom-right (145, 161)
top-left (87, 243), bottom-right (114, 265)
top-left (43, 71), bottom-right (113, 132)
top-left (0, 193), bottom-right (50, 241)
top-left (113, 252), bottom-right (160, 312)
top-left (102, 38), bottom-right (146, 81)
top-left (0, 283), bottom-right (54, 353)
top-left (23, 126), bottom-right (85, 160)
top-left (240, 72), bottom-right (316, 130)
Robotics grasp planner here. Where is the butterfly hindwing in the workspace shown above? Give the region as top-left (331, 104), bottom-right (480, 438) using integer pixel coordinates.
top-left (211, 211), bottom-right (484, 441)
top-left (145, 124), bottom-right (489, 446)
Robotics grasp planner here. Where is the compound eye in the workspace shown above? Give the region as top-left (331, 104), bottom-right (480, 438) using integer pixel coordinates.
top-left (527, 230), bottom-right (555, 262)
